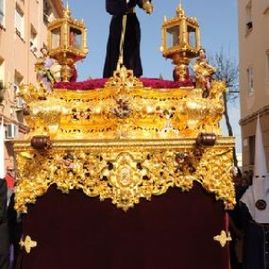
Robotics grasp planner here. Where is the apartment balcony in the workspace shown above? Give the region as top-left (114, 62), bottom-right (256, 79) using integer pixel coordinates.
top-left (0, 81), bottom-right (5, 104)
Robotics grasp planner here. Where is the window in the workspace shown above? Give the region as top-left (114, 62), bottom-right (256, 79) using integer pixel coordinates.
top-left (247, 66), bottom-right (254, 95)
top-left (0, 57), bottom-right (4, 82)
top-left (0, 0), bottom-right (4, 25)
top-left (245, 1), bottom-right (253, 32)
top-left (43, 0), bottom-right (52, 24)
top-left (249, 135), bottom-right (255, 165)
top-left (14, 70), bottom-right (23, 84)
top-left (6, 123), bottom-right (18, 139)
top-left (14, 70), bottom-right (24, 113)
top-left (15, 5), bottom-right (24, 37)
top-left (0, 58), bottom-right (4, 103)
top-left (30, 25), bottom-right (38, 54)
top-left (51, 27), bottom-right (60, 49)
top-left (187, 25), bottom-right (197, 49)
top-left (166, 26), bottom-right (180, 48)
top-left (14, 70), bottom-right (23, 95)
top-left (266, 50), bottom-right (269, 82)
top-left (69, 27), bottom-right (82, 49)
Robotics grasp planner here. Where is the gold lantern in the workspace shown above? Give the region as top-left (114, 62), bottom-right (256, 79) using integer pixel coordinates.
top-left (161, 4), bottom-right (201, 81)
top-left (47, 4), bottom-right (88, 81)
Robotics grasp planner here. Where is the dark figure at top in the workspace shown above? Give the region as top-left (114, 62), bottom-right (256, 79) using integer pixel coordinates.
top-left (103, 0), bottom-right (153, 78)
top-left (0, 178), bottom-right (9, 269)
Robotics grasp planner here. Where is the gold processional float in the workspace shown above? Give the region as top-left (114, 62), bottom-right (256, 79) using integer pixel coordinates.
top-left (13, 5), bottom-right (235, 215)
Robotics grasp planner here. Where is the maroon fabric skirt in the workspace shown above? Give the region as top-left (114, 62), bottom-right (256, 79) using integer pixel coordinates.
top-left (16, 183), bottom-right (229, 269)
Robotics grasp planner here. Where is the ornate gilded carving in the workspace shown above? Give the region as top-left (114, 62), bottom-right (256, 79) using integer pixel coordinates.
top-left (18, 67), bottom-right (226, 140)
top-left (105, 66), bottom-right (143, 90)
top-left (213, 230), bottom-right (232, 247)
top-left (13, 3), bottom-right (235, 219)
top-left (14, 138), bottom-right (235, 213)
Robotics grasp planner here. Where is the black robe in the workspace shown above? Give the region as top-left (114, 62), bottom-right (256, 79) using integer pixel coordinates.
top-left (8, 193), bottom-right (22, 269)
top-left (240, 202), bottom-right (269, 269)
top-left (103, 0), bottom-right (149, 78)
top-left (0, 178), bottom-right (10, 269)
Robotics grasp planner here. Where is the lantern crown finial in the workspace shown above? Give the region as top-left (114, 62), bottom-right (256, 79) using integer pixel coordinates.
top-left (161, 3), bottom-right (201, 81)
top-left (64, 1), bottom-right (71, 18)
top-left (176, 1), bottom-right (185, 17)
top-left (47, 1), bottom-right (88, 82)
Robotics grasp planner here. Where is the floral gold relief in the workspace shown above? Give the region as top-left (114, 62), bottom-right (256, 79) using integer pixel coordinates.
top-left (14, 138), bottom-right (235, 213)
top-left (18, 68), bottom-right (226, 141)
top-left (14, 67), bottom-right (235, 213)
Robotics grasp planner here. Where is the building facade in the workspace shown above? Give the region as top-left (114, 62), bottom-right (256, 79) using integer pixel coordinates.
top-left (238, 0), bottom-right (269, 172)
top-left (0, 0), bottom-right (63, 171)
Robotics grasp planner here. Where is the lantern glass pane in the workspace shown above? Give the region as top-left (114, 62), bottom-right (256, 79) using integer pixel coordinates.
top-left (166, 26), bottom-right (179, 48)
top-left (51, 28), bottom-right (61, 49)
top-left (187, 25), bottom-right (196, 49)
top-left (69, 27), bottom-right (82, 49)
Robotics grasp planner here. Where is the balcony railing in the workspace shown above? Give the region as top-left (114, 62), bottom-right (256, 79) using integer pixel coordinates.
top-left (0, 80), bottom-right (5, 103)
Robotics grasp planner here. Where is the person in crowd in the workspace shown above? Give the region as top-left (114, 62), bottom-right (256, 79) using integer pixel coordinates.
top-left (8, 193), bottom-right (22, 269)
top-left (240, 116), bottom-right (269, 269)
top-left (229, 175), bottom-right (250, 269)
top-left (0, 177), bottom-right (10, 269)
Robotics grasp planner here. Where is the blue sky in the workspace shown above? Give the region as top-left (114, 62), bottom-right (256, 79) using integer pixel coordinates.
top-left (64, 0), bottom-right (241, 154)
top-left (65, 0), bottom-right (238, 79)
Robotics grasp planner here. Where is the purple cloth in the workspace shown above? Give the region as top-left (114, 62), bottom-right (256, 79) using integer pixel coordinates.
top-left (54, 77), bottom-right (194, 90)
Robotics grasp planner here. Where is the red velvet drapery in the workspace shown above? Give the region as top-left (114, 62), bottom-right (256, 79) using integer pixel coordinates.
top-left (16, 183), bottom-right (230, 269)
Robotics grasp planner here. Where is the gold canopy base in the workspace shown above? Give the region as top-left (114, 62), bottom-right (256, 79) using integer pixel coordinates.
top-left (13, 137), bottom-right (235, 213)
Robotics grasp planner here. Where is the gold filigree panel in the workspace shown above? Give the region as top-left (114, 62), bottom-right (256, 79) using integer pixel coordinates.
top-left (20, 82), bottom-right (225, 140)
top-left (19, 66), bottom-right (226, 140)
top-left (14, 138), bottom-right (235, 213)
